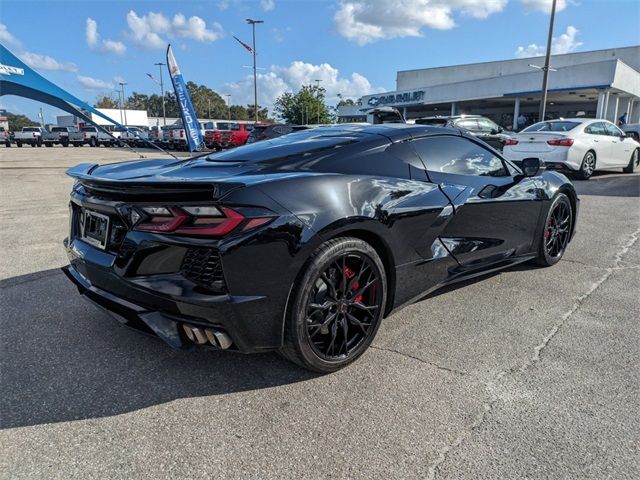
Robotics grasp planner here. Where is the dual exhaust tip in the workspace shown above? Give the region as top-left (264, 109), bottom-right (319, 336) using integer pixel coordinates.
top-left (182, 324), bottom-right (233, 350)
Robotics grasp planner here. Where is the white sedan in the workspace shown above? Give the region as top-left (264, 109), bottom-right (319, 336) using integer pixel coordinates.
top-left (503, 118), bottom-right (639, 179)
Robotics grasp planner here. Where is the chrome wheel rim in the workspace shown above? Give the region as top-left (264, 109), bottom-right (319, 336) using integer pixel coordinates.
top-left (545, 201), bottom-right (572, 258)
top-left (304, 253), bottom-right (382, 360)
top-left (583, 153), bottom-right (595, 176)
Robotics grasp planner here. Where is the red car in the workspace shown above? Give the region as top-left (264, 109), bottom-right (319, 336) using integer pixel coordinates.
top-left (228, 123), bottom-right (254, 147)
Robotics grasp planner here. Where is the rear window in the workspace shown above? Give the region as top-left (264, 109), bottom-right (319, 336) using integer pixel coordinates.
top-left (51, 127), bottom-right (67, 132)
top-left (206, 129), bottom-right (362, 164)
top-left (81, 127), bottom-right (97, 132)
top-left (24, 127), bottom-right (40, 132)
top-left (415, 118), bottom-right (448, 126)
top-left (523, 121), bottom-right (580, 132)
top-left (217, 122), bottom-right (234, 130)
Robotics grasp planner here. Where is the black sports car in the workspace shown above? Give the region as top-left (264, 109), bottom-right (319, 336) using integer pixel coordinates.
top-left (63, 124), bottom-right (579, 372)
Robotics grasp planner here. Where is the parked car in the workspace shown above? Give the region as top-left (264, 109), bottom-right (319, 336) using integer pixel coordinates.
top-left (204, 122), bottom-right (237, 150)
top-left (63, 124), bottom-right (578, 372)
top-left (367, 107), bottom-right (405, 124)
top-left (228, 123), bottom-right (254, 147)
top-left (415, 115), bottom-right (513, 151)
top-left (166, 125), bottom-right (189, 150)
top-left (14, 126), bottom-right (46, 147)
top-left (621, 123), bottom-right (640, 143)
top-left (120, 127), bottom-right (149, 147)
top-left (1, 126), bottom-right (10, 147)
top-left (246, 124), bottom-right (308, 144)
top-left (80, 126), bottom-right (116, 147)
top-left (503, 118), bottom-right (640, 179)
top-left (42, 126), bottom-right (84, 147)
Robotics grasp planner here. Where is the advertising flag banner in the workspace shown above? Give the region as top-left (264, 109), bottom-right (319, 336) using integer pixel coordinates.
top-left (166, 44), bottom-right (203, 152)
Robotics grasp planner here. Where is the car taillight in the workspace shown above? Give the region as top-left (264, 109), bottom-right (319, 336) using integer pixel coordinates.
top-left (547, 138), bottom-right (574, 147)
top-left (133, 206), bottom-right (273, 237)
top-left (504, 138), bottom-right (519, 146)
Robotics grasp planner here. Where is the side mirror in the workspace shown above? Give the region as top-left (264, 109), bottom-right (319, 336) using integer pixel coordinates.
top-left (521, 157), bottom-right (541, 177)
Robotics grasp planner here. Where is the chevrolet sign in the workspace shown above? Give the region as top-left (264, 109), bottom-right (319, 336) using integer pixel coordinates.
top-left (367, 90), bottom-right (425, 107)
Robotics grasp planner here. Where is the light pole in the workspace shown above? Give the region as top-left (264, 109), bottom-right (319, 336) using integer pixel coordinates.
top-left (154, 62), bottom-right (167, 126)
top-left (207, 99), bottom-right (211, 120)
top-left (119, 81), bottom-right (128, 125)
top-left (538, 0), bottom-right (557, 122)
top-left (314, 79), bottom-right (322, 124)
top-left (246, 18), bottom-right (264, 123)
top-left (114, 90), bottom-right (123, 124)
top-left (226, 94), bottom-right (231, 120)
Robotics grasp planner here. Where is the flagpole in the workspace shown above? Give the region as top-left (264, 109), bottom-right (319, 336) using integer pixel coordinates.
top-left (246, 19), bottom-right (263, 123)
top-left (538, 0), bottom-right (557, 122)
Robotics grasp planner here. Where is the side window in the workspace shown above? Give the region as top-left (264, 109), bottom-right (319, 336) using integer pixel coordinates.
top-left (477, 118), bottom-right (499, 133)
top-left (604, 123), bottom-right (624, 137)
top-left (455, 119), bottom-right (479, 132)
top-left (584, 122), bottom-right (606, 135)
top-left (412, 136), bottom-right (509, 181)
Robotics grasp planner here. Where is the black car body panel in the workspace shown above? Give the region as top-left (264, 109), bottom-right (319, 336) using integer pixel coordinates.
top-left (63, 124), bottom-right (578, 353)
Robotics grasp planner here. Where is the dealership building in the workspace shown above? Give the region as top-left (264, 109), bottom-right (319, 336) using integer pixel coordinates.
top-left (337, 46), bottom-right (640, 129)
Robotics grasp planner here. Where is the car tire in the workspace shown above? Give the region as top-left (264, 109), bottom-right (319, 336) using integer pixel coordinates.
top-left (16, 142), bottom-right (22, 147)
top-left (575, 151), bottom-right (596, 180)
top-left (45, 143), bottom-right (52, 147)
top-left (89, 137), bottom-right (97, 147)
top-left (280, 237), bottom-right (387, 373)
top-left (622, 149), bottom-right (639, 174)
top-left (535, 193), bottom-right (573, 267)
top-left (4, 142), bottom-right (10, 147)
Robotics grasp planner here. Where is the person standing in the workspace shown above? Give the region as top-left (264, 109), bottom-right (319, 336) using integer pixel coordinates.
top-left (517, 113), bottom-right (527, 130)
top-left (618, 111), bottom-right (628, 126)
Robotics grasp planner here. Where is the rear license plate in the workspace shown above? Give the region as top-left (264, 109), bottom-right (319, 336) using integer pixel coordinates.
top-left (81, 209), bottom-right (110, 249)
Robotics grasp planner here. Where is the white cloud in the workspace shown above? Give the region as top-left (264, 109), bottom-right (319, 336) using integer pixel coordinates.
top-left (86, 18), bottom-right (127, 55)
top-left (126, 10), bottom-right (223, 49)
top-left (521, 0), bottom-right (568, 13)
top-left (334, 0), bottom-right (507, 45)
top-left (515, 25), bottom-right (582, 58)
top-left (222, 61), bottom-right (385, 112)
top-left (261, 0), bottom-right (275, 11)
top-left (0, 23), bottom-right (21, 48)
top-left (113, 76), bottom-right (126, 84)
top-left (78, 75), bottom-right (115, 91)
top-left (21, 52), bottom-right (78, 72)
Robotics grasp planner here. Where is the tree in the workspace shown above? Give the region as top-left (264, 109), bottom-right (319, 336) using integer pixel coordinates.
top-left (95, 96), bottom-right (119, 109)
top-left (6, 112), bottom-right (40, 131)
top-left (273, 85), bottom-right (331, 124)
top-left (337, 98), bottom-right (356, 108)
top-left (185, 81), bottom-right (228, 119)
top-left (245, 104), bottom-right (270, 122)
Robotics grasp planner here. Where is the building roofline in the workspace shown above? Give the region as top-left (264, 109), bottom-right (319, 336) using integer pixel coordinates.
top-left (396, 45), bottom-right (640, 75)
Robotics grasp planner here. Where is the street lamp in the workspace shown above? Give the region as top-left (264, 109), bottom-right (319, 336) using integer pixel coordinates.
top-left (246, 18), bottom-right (264, 123)
top-left (314, 79), bottom-right (322, 124)
top-left (225, 94), bottom-right (231, 120)
top-left (119, 81), bottom-right (128, 125)
top-left (154, 62), bottom-right (167, 126)
top-left (537, 0), bottom-right (557, 122)
top-left (113, 89), bottom-right (124, 124)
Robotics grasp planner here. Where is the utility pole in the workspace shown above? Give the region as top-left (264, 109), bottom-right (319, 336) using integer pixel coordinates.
top-left (246, 18), bottom-right (264, 123)
top-left (226, 94), bottom-right (231, 120)
top-left (538, 0), bottom-right (557, 122)
top-left (314, 79), bottom-right (322, 124)
top-left (208, 99), bottom-right (211, 120)
top-left (154, 62), bottom-right (167, 126)
top-left (119, 81), bottom-right (128, 125)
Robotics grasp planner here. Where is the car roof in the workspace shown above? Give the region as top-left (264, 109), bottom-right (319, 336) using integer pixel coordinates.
top-left (417, 115), bottom-right (484, 120)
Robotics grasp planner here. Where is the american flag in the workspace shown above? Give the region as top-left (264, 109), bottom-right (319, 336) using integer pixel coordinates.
top-left (232, 35), bottom-right (253, 54)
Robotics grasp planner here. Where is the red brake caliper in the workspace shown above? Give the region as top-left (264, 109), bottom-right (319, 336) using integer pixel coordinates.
top-left (343, 266), bottom-right (363, 303)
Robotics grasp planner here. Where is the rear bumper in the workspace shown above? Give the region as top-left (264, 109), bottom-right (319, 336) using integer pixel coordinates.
top-left (63, 236), bottom-right (292, 353)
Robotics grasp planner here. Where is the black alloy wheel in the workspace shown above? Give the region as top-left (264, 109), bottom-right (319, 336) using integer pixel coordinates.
top-left (536, 193), bottom-right (572, 266)
top-left (281, 237), bottom-right (387, 373)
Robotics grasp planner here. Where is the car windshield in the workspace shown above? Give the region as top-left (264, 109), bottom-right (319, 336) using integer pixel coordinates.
top-left (206, 128), bottom-right (363, 164)
top-left (523, 121), bottom-right (581, 132)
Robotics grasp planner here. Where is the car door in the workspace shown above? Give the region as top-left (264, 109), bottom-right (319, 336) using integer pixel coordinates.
top-left (604, 122), bottom-right (633, 166)
top-left (583, 122), bottom-right (613, 166)
top-left (411, 134), bottom-right (544, 269)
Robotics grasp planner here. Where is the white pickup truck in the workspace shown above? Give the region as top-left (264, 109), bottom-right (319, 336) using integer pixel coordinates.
top-left (14, 126), bottom-right (46, 147)
top-left (42, 126), bottom-right (84, 147)
top-left (80, 126), bottom-right (117, 147)
top-left (120, 126), bottom-right (150, 147)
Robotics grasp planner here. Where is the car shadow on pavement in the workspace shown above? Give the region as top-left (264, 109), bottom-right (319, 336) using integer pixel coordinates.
top-left (571, 171), bottom-right (640, 198)
top-left (0, 269), bottom-right (318, 429)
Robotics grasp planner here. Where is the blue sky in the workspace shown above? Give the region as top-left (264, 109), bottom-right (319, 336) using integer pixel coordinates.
top-left (1, 0), bottom-right (639, 123)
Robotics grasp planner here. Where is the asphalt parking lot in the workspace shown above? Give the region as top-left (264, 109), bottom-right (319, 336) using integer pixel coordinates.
top-left (1, 145), bottom-right (639, 479)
